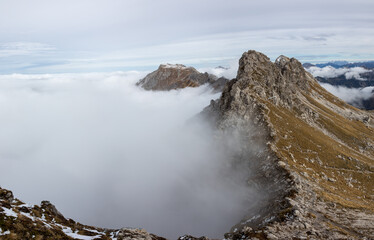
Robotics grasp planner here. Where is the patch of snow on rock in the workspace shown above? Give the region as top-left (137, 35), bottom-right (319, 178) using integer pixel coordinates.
top-left (1, 207), bottom-right (18, 218)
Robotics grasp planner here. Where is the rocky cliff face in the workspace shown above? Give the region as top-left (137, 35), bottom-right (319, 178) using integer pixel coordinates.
top-left (136, 64), bottom-right (228, 92)
top-left (202, 50), bottom-right (374, 239)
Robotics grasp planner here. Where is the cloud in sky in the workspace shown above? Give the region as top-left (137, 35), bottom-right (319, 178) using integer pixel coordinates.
top-left (198, 60), bottom-right (239, 80)
top-left (0, 42), bottom-right (54, 57)
top-left (0, 0), bottom-right (374, 73)
top-left (307, 66), bottom-right (372, 80)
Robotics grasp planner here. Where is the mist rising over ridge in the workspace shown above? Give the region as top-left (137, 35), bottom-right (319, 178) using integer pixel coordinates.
top-left (1, 50), bottom-right (374, 240)
top-left (0, 71), bottom-right (262, 239)
top-left (1, 0), bottom-right (374, 238)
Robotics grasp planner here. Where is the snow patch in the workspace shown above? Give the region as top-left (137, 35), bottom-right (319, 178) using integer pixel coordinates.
top-left (20, 211), bottom-right (35, 221)
top-left (160, 63), bottom-right (190, 70)
top-left (60, 225), bottom-right (102, 240)
top-left (1, 207), bottom-right (18, 218)
top-left (275, 55), bottom-right (290, 65)
top-left (56, 223), bottom-right (104, 240)
top-left (17, 203), bottom-right (32, 208)
top-left (110, 230), bottom-right (120, 240)
top-left (0, 228), bottom-right (11, 236)
top-left (83, 228), bottom-right (103, 234)
top-left (243, 214), bottom-right (261, 224)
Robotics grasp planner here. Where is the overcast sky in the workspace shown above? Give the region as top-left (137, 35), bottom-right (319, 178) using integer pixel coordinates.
top-left (1, 0), bottom-right (374, 73)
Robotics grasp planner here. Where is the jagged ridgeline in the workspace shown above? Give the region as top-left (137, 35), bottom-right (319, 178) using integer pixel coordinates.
top-left (136, 63), bottom-right (229, 92)
top-left (202, 51), bottom-right (374, 239)
top-left (1, 50), bottom-right (374, 239)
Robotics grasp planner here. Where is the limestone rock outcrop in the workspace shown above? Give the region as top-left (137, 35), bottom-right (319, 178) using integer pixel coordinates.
top-left (0, 187), bottom-right (165, 240)
top-left (202, 50), bottom-right (374, 239)
top-left (136, 63), bottom-right (229, 92)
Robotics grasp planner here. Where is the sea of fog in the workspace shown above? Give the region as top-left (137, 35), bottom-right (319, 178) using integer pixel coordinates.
top-left (0, 71), bottom-right (254, 238)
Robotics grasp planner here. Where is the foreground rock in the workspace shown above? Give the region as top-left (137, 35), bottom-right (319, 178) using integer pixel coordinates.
top-left (201, 51), bottom-right (374, 239)
top-left (0, 187), bottom-right (166, 240)
top-left (136, 64), bottom-right (229, 92)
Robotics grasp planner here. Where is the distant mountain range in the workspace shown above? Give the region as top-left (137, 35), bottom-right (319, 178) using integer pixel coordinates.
top-left (303, 60), bottom-right (374, 69)
top-left (136, 63), bottom-right (229, 92)
top-left (303, 61), bottom-right (374, 110)
top-left (315, 74), bottom-right (374, 88)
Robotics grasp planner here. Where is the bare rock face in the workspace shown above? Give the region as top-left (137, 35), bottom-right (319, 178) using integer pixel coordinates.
top-left (0, 188), bottom-right (14, 202)
top-left (0, 187), bottom-right (163, 240)
top-left (136, 63), bottom-right (228, 92)
top-left (202, 50), bottom-right (374, 239)
top-left (114, 228), bottom-right (166, 240)
top-left (41, 200), bottom-right (64, 219)
top-left (220, 51), bottom-right (313, 113)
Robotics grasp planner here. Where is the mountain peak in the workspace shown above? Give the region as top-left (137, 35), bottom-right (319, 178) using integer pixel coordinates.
top-left (203, 50), bottom-right (374, 239)
top-left (275, 55), bottom-right (290, 65)
top-left (137, 63), bottom-right (229, 92)
top-left (234, 50), bottom-right (313, 109)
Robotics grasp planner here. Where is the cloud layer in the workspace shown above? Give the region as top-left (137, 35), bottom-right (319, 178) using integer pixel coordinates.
top-left (307, 66), bottom-right (371, 80)
top-left (0, 72), bottom-right (259, 238)
top-left (198, 60), bottom-right (239, 80)
top-left (320, 83), bottom-right (374, 108)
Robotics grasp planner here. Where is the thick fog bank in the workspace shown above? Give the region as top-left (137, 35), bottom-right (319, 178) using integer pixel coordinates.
top-left (319, 83), bottom-right (374, 109)
top-left (0, 72), bottom-right (259, 238)
top-left (307, 66), bottom-right (371, 80)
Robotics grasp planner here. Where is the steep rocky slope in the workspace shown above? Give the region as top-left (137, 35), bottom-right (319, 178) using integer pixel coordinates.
top-left (0, 187), bottom-right (166, 240)
top-left (136, 64), bottom-right (228, 92)
top-left (304, 61), bottom-right (374, 69)
top-left (202, 50), bottom-right (374, 239)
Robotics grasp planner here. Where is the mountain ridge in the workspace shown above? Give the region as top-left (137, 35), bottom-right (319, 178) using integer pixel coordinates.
top-left (202, 50), bottom-right (374, 239)
top-left (136, 64), bottom-right (229, 92)
top-left (1, 50), bottom-right (374, 239)
top-left (303, 61), bottom-right (374, 69)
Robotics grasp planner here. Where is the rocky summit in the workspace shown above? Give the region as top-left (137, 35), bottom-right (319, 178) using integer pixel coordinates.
top-left (136, 63), bottom-right (229, 92)
top-left (1, 50), bottom-right (374, 239)
top-left (202, 50), bottom-right (374, 239)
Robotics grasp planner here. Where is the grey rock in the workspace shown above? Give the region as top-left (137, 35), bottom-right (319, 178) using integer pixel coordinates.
top-left (137, 63), bottom-right (229, 92)
top-left (40, 200), bottom-right (64, 218)
top-left (201, 50), bottom-right (374, 239)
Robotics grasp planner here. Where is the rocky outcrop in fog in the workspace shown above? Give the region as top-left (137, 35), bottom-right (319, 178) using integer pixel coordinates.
top-left (136, 64), bottom-right (229, 92)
